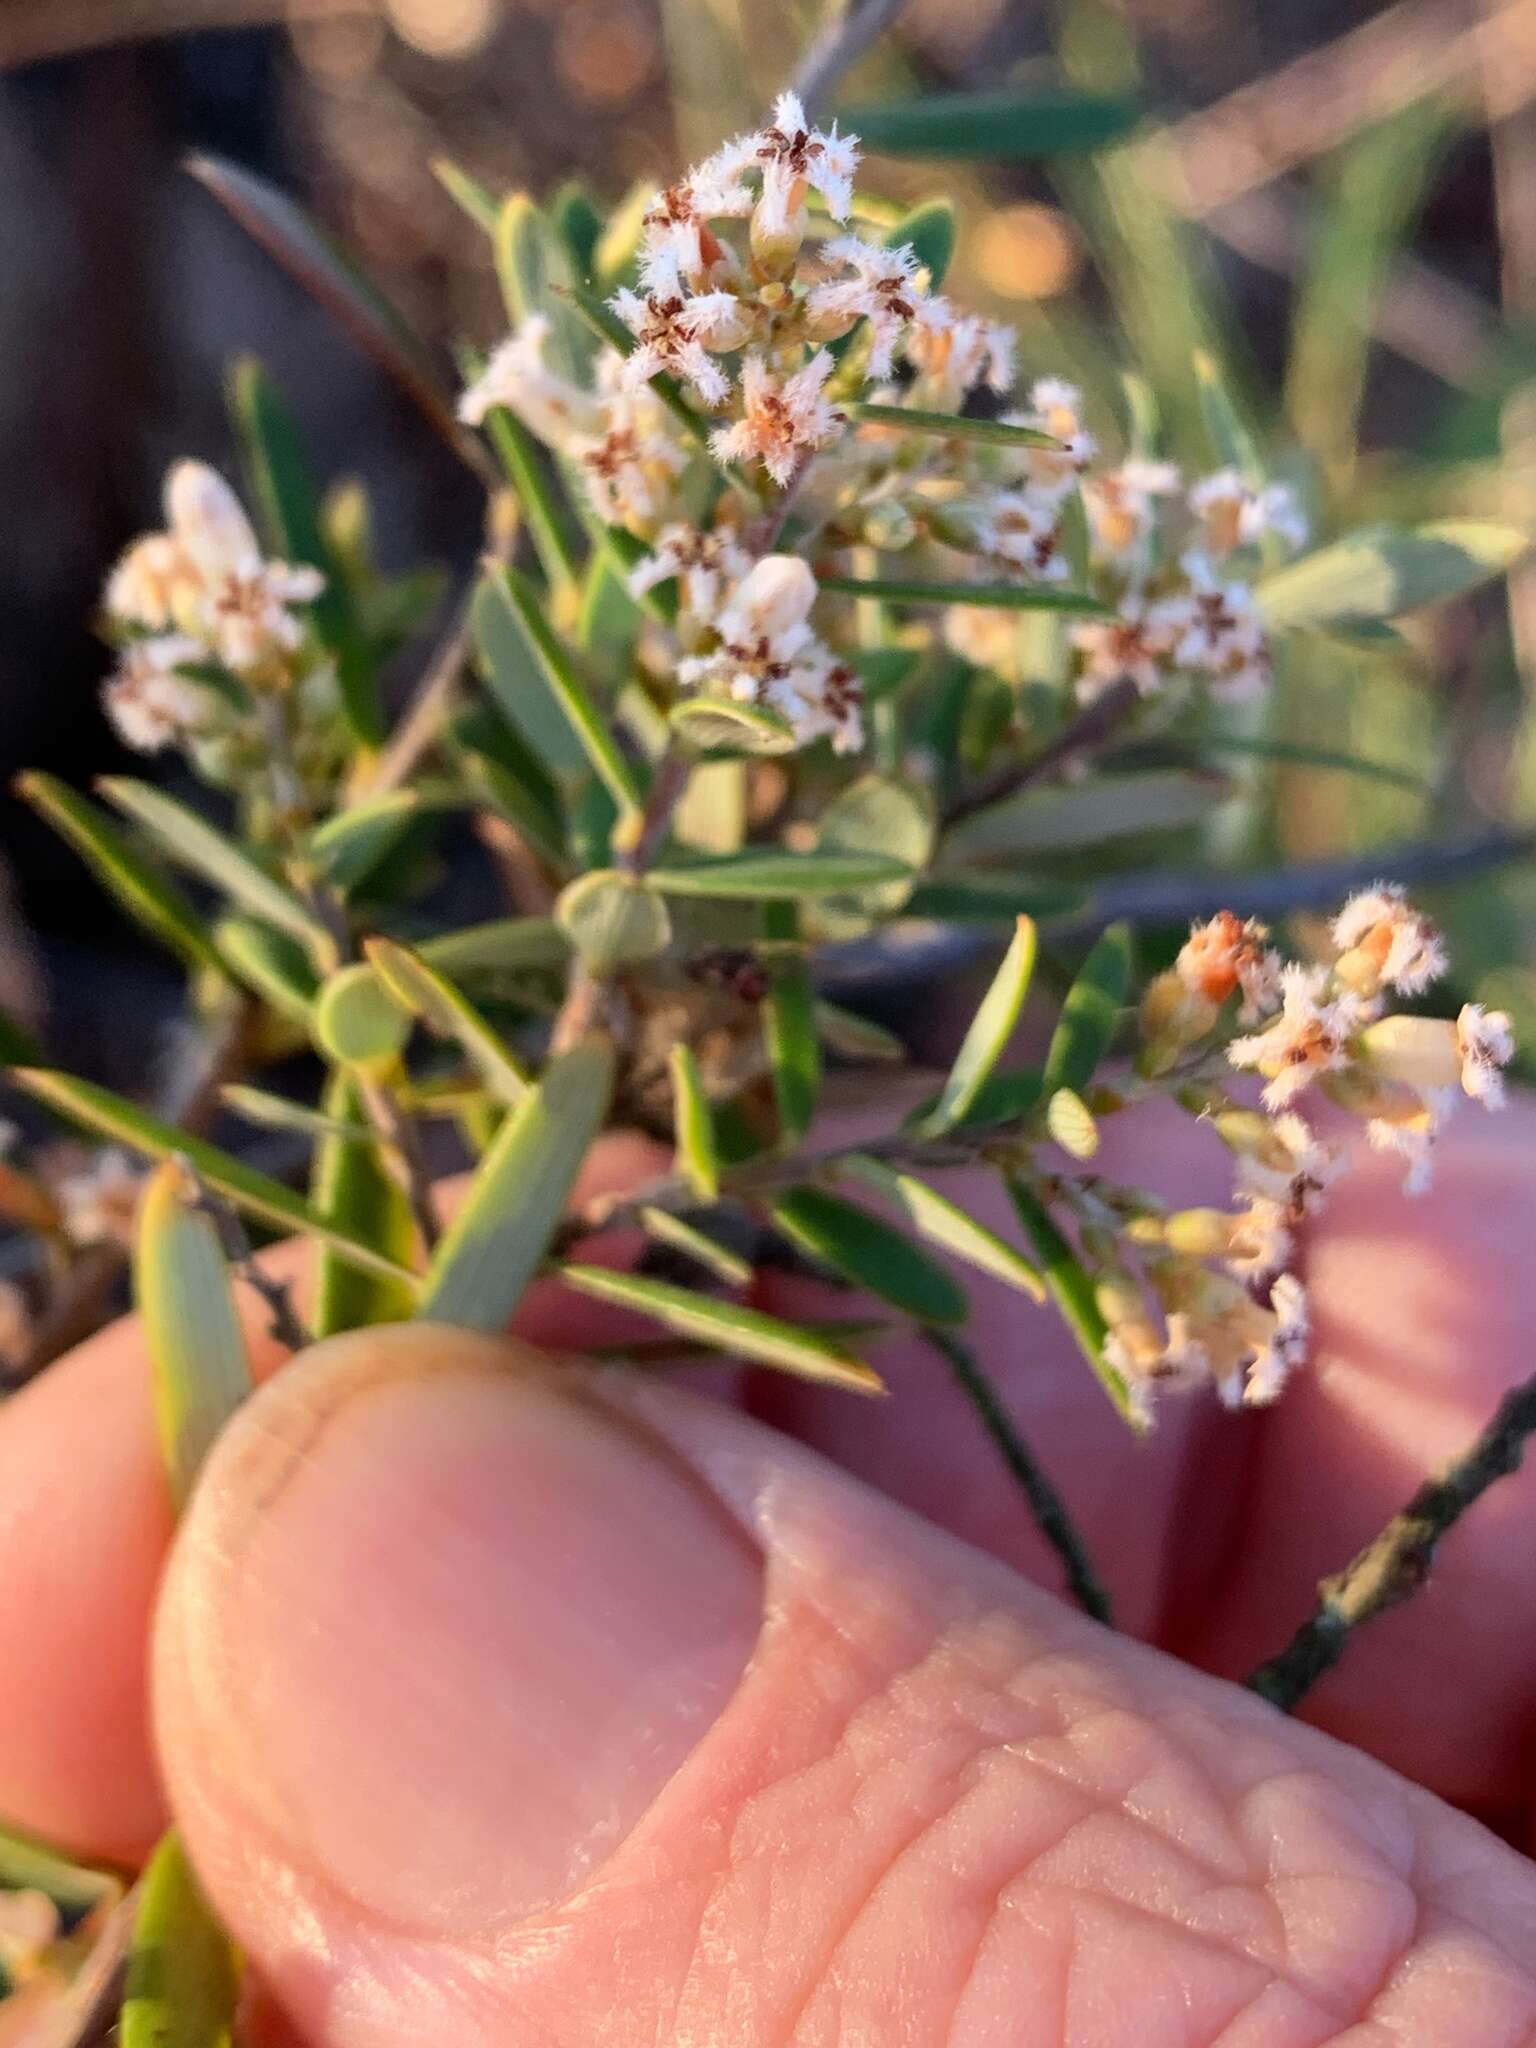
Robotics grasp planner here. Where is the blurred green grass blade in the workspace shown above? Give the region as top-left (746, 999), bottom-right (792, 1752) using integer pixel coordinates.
top-left (471, 565), bottom-right (594, 779)
top-left (1256, 522), bottom-right (1530, 631)
top-left (814, 1000), bottom-right (904, 1063)
top-left (849, 403), bottom-right (1055, 449)
top-left (120, 1830), bottom-right (239, 2048)
top-left (494, 191), bottom-right (592, 384)
top-left (484, 405), bottom-right (584, 592)
top-left (817, 574), bottom-right (1110, 614)
top-left (418, 1037), bottom-right (614, 1330)
top-left (885, 198), bottom-right (955, 287)
top-left (366, 936), bottom-right (532, 1103)
top-left (905, 874), bottom-right (1086, 923)
top-left (311, 1073), bottom-right (419, 1338)
top-left (1043, 922), bottom-right (1132, 1093)
top-left (211, 916), bottom-right (318, 1024)
top-left (1188, 734), bottom-right (1427, 792)
top-left (17, 772), bottom-right (225, 976)
top-left (223, 1085), bottom-right (370, 1145)
top-left (432, 156), bottom-right (500, 232)
top-left (669, 1044), bottom-right (719, 1200)
top-left (1192, 347), bottom-right (1264, 481)
top-left (650, 850), bottom-right (912, 897)
top-left (11, 1068), bottom-right (416, 1288)
top-left (0, 1820), bottom-right (121, 1921)
top-left (840, 1153), bottom-right (1045, 1300)
top-left (769, 1185), bottom-right (968, 1325)
top-left (761, 898), bottom-right (820, 1144)
top-left (1005, 1176), bottom-right (1142, 1430)
top-left (638, 1205), bottom-right (748, 1285)
top-left (415, 915), bottom-right (568, 977)
top-left (945, 769), bottom-right (1224, 862)
top-left (1285, 98), bottom-right (1458, 490)
top-left (229, 356), bottom-right (380, 745)
top-left (309, 790), bottom-right (431, 892)
top-left (920, 915), bottom-right (1037, 1135)
top-left (186, 153), bottom-right (472, 470)
top-left (98, 778), bottom-right (334, 964)
top-left (560, 1263), bottom-right (886, 1393)
top-left (487, 564), bottom-right (644, 816)
top-left (451, 702), bottom-right (570, 865)
top-left (839, 88), bottom-right (1139, 158)
top-left (135, 1158), bottom-right (253, 1509)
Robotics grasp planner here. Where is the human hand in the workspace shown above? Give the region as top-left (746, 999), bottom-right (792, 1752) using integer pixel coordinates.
top-left (2, 1109), bottom-right (1535, 2044)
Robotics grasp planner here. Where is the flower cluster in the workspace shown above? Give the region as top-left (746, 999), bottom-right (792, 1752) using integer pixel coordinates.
top-left (1088, 887), bottom-right (1514, 1417)
top-left (98, 463), bottom-right (345, 815)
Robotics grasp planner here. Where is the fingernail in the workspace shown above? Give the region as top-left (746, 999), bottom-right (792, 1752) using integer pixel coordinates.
top-left (156, 1328), bottom-right (762, 1936)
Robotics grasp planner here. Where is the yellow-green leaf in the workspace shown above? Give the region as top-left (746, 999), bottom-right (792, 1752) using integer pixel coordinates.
top-left (366, 937), bottom-right (531, 1104)
top-left (838, 1153), bottom-right (1045, 1300)
top-left (669, 1044), bottom-right (718, 1200)
top-left (120, 1830), bottom-right (238, 2048)
top-left (920, 915), bottom-right (1037, 1135)
top-left (555, 868), bottom-right (672, 972)
top-left (418, 1037), bottom-right (614, 1329)
top-left (135, 1159), bottom-right (253, 1509)
top-left (560, 1264), bottom-right (885, 1393)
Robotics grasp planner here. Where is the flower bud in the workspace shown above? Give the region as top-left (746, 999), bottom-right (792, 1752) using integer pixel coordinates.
top-left (860, 500), bottom-right (917, 551)
top-left (1163, 1207), bottom-right (1237, 1258)
top-left (1359, 1014), bottom-right (1460, 1095)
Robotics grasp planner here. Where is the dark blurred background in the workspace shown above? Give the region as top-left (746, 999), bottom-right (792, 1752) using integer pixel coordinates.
top-left (3, 0), bottom-right (1534, 1074)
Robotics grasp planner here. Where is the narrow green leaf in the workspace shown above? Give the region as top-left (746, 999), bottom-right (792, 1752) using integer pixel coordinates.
top-left (1043, 923), bottom-right (1132, 1093)
top-left (471, 565), bottom-right (594, 779)
top-left (650, 849), bottom-right (913, 897)
top-left (311, 1072), bottom-right (419, 1337)
top-left (11, 1069), bottom-right (416, 1288)
top-left (1006, 1176), bottom-right (1141, 1429)
top-left (120, 1829), bottom-right (239, 2048)
top-left (814, 1000), bottom-right (905, 1063)
top-left (17, 772), bottom-right (225, 975)
top-left (222, 1085), bottom-right (370, 1145)
top-left (770, 1184), bottom-right (968, 1325)
top-left (487, 564), bottom-right (644, 815)
top-left (418, 1037), bottom-right (614, 1329)
top-left (669, 698), bottom-right (799, 756)
top-left (762, 899), bottom-right (820, 1143)
top-left (135, 1159), bottom-right (253, 1509)
top-left (452, 702), bottom-right (569, 865)
top-left (365, 936), bottom-right (531, 1104)
top-left (945, 770), bottom-right (1224, 862)
top-left (885, 198), bottom-right (955, 287)
top-left (839, 1153), bottom-right (1045, 1300)
top-left (1255, 522), bottom-right (1530, 632)
top-left (555, 868), bottom-right (672, 971)
top-left (851, 403), bottom-right (1055, 448)
top-left (494, 191), bottom-right (591, 384)
top-left (186, 154), bottom-right (470, 467)
top-left (638, 1205), bottom-right (748, 1285)
top-left (905, 873), bottom-right (1086, 922)
top-left (229, 357), bottom-right (380, 743)
top-left (309, 790), bottom-right (432, 891)
top-left (415, 916), bottom-right (567, 977)
top-left (432, 156), bottom-right (500, 231)
top-left (1192, 347), bottom-right (1263, 481)
top-left (838, 88), bottom-right (1140, 158)
top-left (560, 1263), bottom-right (886, 1393)
top-left (1188, 734), bottom-right (1426, 791)
top-left (817, 574), bottom-right (1110, 613)
top-left (669, 1044), bottom-right (718, 1200)
top-left (0, 1821), bottom-right (120, 1922)
top-left (483, 406), bottom-right (584, 591)
top-left (212, 916), bottom-right (318, 1023)
top-left (99, 778), bottom-right (333, 963)
top-left (921, 915), bottom-right (1037, 1135)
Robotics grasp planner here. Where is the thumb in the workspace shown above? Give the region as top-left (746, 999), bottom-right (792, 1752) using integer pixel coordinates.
top-left (155, 1327), bottom-right (1536, 2048)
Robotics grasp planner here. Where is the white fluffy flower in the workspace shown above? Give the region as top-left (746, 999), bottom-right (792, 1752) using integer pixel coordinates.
top-left (807, 235), bottom-right (924, 377)
top-left (1189, 469), bottom-right (1307, 555)
top-left (1083, 458), bottom-right (1180, 560)
top-left (628, 522), bottom-right (752, 620)
top-left (677, 553), bottom-right (863, 755)
top-left (1070, 600), bottom-right (1174, 704)
top-left (458, 315), bottom-right (605, 443)
top-left (57, 1147), bottom-right (143, 1249)
top-left (1331, 885), bottom-right (1447, 999)
top-left (976, 490), bottom-right (1070, 582)
top-left (709, 350), bottom-right (843, 486)
top-left (610, 287), bottom-right (750, 408)
top-left (1457, 1002), bottom-right (1516, 1109)
top-left (902, 298), bottom-right (1015, 408)
top-left (1228, 963), bottom-right (1365, 1109)
top-left (572, 357), bottom-right (690, 531)
top-left (103, 636), bottom-right (209, 754)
